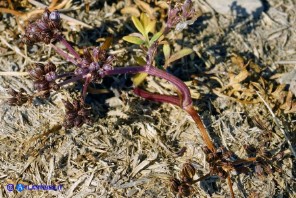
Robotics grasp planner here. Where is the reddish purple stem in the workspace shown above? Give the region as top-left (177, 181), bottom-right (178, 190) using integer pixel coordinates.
top-left (57, 36), bottom-right (81, 60)
top-left (56, 72), bottom-right (75, 79)
top-left (82, 74), bottom-right (92, 100)
top-left (134, 87), bottom-right (181, 106)
top-left (52, 37), bottom-right (192, 108)
top-left (58, 75), bottom-right (83, 87)
top-left (104, 65), bottom-right (192, 108)
top-left (50, 44), bottom-right (80, 66)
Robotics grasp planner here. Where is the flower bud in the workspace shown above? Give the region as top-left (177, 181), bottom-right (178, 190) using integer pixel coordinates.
top-left (34, 80), bottom-right (49, 91)
top-left (179, 183), bottom-right (191, 197)
top-left (29, 69), bottom-right (44, 80)
top-left (181, 163), bottom-right (195, 180)
top-left (102, 64), bottom-right (112, 71)
top-left (7, 88), bottom-right (30, 106)
top-left (42, 9), bottom-right (50, 21)
top-left (23, 9), bottom-right (62, 44)
top-left (36, 20), bottom-right (49, 31)
top-left (74, 116), bottom-right (83, 127)
top-left (44, 62), bottom-right (57, 73)
top-left (170, 178), bottom-right (181, 193)
top-left (50, 83), bottom-right (60, 91)
top-left (89, 62), bottom-right (100, 71)
top-left (75, 67), bottom-right (89, 76)
top-left (49, 10), bottom-right (60, 22)
top-left (45, 71), bottom-right (57, 81)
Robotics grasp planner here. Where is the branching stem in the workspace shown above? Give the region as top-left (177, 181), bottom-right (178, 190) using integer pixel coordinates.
top-left (57, 36), bottom-right (81, 60)
top-left (105, 65), bottom-right (215, 152)
top-left (105, 65), bottom-right (192, 107)
top-left (50, 43), bottom-right (80, 66)
top-left (58, 75), bottom-right (83, 87)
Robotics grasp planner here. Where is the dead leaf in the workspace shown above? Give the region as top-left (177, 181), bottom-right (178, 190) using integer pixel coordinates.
top-left (135, 0), bottom-right (155, 19)
top-left (121, 6), bottom-right (140, 17)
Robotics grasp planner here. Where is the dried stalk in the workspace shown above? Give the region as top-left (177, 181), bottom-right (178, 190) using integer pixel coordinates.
top-left (0, 72), bottom-right (29, 76)
top-left (256, 91), bottom-right (296, 157)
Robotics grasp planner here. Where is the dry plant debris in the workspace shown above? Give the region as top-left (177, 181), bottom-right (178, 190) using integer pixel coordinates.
top-left (0, 0), bottom-right (295, 198)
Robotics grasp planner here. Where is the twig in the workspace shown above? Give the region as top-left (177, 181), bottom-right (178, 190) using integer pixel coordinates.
top-left (275, 60), bottom-right (296, 64)
top-left (0, 72), bottom-right (29, 76)
top-left (218, 120), bottom-right (228, 149)
top-left (29, 0), bottom-right (69, 10)
top-left (256, 91), bottom-right (296, 157)
top-left (0, 96), bottom-right (12, 99)
top-left (49, 0), bottom-right (59, 8)
top-left (0, 7), bottom-right (23, 16)
top-left (0, 35), bottom-right (33, 62)
top-left (227, 174), bottom-right (235, 198)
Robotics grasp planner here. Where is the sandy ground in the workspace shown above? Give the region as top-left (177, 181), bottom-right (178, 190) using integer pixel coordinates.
top-left (0, 0), bottom-right (295, 197)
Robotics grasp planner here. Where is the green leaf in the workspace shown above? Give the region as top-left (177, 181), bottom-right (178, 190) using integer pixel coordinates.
top-left (167, 48), bottom-right (193, 63)
top-left (145, 21), bottom-right (155, 34)
top-left (123, 36), bottom-right (145, 45)
top-left (132, 73), bottom-right (148, 87)
top-left (163, 43), bottom-right (170, 61)
top-left (164, 48), bottom-right (193, 68)
top-left (149, 31), bottom-right (163, 46)
top-left (134, 56), bottom-right (146, 66)
top-left (140, 13), bottom-right (149, 28)
top-left (140, 13), bottom-right (156, 35)
top-left (131, 16), bottom-right (146, 37)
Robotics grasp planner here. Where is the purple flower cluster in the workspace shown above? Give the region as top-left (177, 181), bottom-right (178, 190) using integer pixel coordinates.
top-left (29, 62), bottom-right (59, 98)
top-left (22, 8), bottom-right (62, 44)
top-left (7, 88), bottom-right (30, 106)
top-left (165, 0), bottom-right (195, 33)
top-left (75, 47), bottom-right (114, 80)
top-left (63, 99), bottom-right (92, 128)
top-left (10, 2), bottom-right (197, 129)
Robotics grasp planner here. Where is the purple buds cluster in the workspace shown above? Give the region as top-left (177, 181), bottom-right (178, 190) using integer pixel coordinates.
top-left (63, 99), bottom-right (92, 128)
top-left (75, 47), bottom-right (114, 79)
top-left (181, 0), bottom-right (195, 19)
top-left (165, 0), bottom-right (195, 33)
top-left (29, 62), bottom-right (59, 97)
top-left (22, 8), bottom-right (61, 44)
top-left (19, 9), bottom-right (114, 128)
top-left (243, 144), bottom-right (280, 177)
top-left (170, 178), bottom-right (191, 197)
top-left (7, 88), bottom-right (30, 106)
top-left (170, 163), bottom-right (196, 197)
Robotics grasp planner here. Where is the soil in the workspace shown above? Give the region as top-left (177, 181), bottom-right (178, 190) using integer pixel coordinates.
top-left (0, 0), bottom-right (295, 198)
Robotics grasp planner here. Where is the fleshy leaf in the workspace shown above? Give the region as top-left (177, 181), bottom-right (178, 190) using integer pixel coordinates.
top-left (145, 21), bottom-right (156, 34)
top-left (149, 32), bottom-right (163, 46)
top-left (163, 44), bottom-right (171, 61)
top-left (134, 56), bottom-right (146, 66)
top-left (100, 37), bottom-right (113, 50)
top-left (132, 73), bottom-right (148, 87)
top-left (164, 48), bottom-right (193, 68)
top-left (139, 13), bottom-right (155, 35)
top-left (141, 13), bottom-right (149, 28)
top-left (168, 48), bottom-right (193, 63)
top-left (131, 16), bottom-right (146, 37)
top-left (123, 36), bottom-right (145, 45)
top-left (132, 56), bottom-right (148, 86)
